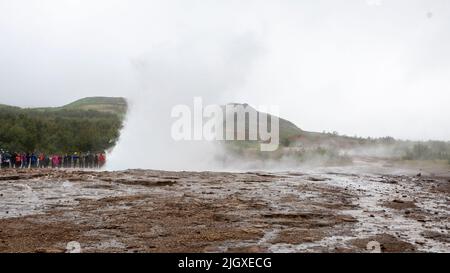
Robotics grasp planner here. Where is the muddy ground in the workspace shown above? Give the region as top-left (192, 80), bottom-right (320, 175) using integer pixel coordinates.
top-left (0, 160), bottom-right (449, 253)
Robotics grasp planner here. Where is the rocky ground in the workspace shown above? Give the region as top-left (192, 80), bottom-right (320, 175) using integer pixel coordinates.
top-left (0, 160), bottom-right (448, 253)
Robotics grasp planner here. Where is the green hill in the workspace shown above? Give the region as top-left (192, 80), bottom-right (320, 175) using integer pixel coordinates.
top-left (61, 97), bottom-right (127, 116)
top-left (29, 96), bottom-right (128, 117)
top-left (0, 97), bottom-right (127, 153)
top-left (0, 104), bottom-right (20, 110)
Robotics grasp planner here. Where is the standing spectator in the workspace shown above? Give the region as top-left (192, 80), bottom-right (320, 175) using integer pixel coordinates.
top-left (1, 151), bottom-right (11, 168)
top-left (94, 154), bottom-right (99, 168)
top-left (72, 152), bottom-right (79, 168)
top-left (51, 154), bottom-right (58, 168)
top-left (44, 155), bottom-right (50, 168)
top-left (84, 152), bottom-right (91, 168)
top-left (10, 152), bottom-right (16, 168)
top-left (38, 153), bottom-right (45, 168)
top-left (98, 153), bottom-right (106, 168)
top-left (63, 154), bottom-right (69, 168)
top-left (30, 153), bottom-right (38, 168)
top-left (21, 153), bottom-right (27, 168)
top-left (15, 153), bottom-right (22, 168)
top-left (79, 153), bottom-right (85, 168)
top-left (26, 153), bottom-right (31, 168)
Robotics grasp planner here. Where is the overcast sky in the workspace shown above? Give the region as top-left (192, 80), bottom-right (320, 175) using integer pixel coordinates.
top-left (0, 0), bottom-right (449, 141)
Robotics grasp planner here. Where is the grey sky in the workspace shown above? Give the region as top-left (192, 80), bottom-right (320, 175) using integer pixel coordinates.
top-left (0, 0), bottom-right (449, 141)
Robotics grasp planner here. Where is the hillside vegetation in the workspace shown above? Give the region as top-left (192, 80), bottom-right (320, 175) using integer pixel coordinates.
top-left (32, 97), bottom-right (127, 117)
top-left (0, 97), bottom-right (126, 153)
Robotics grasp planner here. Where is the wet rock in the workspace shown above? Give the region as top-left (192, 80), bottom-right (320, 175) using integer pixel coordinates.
top-left (421, 231), bottom-right (450, 243)
top-left (306, 176), bottom-right (330, 182)
top-left (226, 246), bottom-right (268, 253)
top-left (0, 175), bottom-right (21, 181)
top-left (270, 229), bottom-right (325, 245)
top-left (383, 200), bottom-right (417, 210)
top-left (36, 247), bottom-right (66, 253)
top-left (350, 234), bottom-right (416, 253)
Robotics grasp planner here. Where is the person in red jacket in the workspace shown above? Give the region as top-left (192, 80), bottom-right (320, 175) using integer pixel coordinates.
top-left (52, 155), bottom-right (59, 168)
top-left (38, 153), bottom-right (45, 168)
top-left (15, 154), bottom-right (22, 168)
top-left (98, 153), bottom-right (106, 168)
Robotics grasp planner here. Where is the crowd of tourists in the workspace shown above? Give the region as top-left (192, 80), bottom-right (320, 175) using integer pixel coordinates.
top-left (0, 150), bottom-right (106, 169)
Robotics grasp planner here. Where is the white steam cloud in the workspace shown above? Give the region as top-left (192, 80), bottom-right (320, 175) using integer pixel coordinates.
top-left (107, 34), bottom-right (264, 170)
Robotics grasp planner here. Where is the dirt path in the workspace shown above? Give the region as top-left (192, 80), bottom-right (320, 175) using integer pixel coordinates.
top-left (0, 165), bottom-right (448, 253)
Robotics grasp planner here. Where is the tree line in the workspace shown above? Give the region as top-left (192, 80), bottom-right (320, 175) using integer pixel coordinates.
top-left (0, 107), bottom-right (123, 154)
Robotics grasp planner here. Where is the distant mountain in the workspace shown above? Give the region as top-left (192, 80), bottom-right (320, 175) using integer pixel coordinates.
top-left (222, 103), bottom-right (303, 147)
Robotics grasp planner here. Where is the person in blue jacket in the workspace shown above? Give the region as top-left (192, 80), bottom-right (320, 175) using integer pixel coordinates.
top-left (30, 153), bottom-right (38, 168)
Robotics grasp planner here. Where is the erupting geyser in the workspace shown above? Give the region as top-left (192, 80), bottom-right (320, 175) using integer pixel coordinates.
top-left (107, 35), bottom-right (263, 170)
